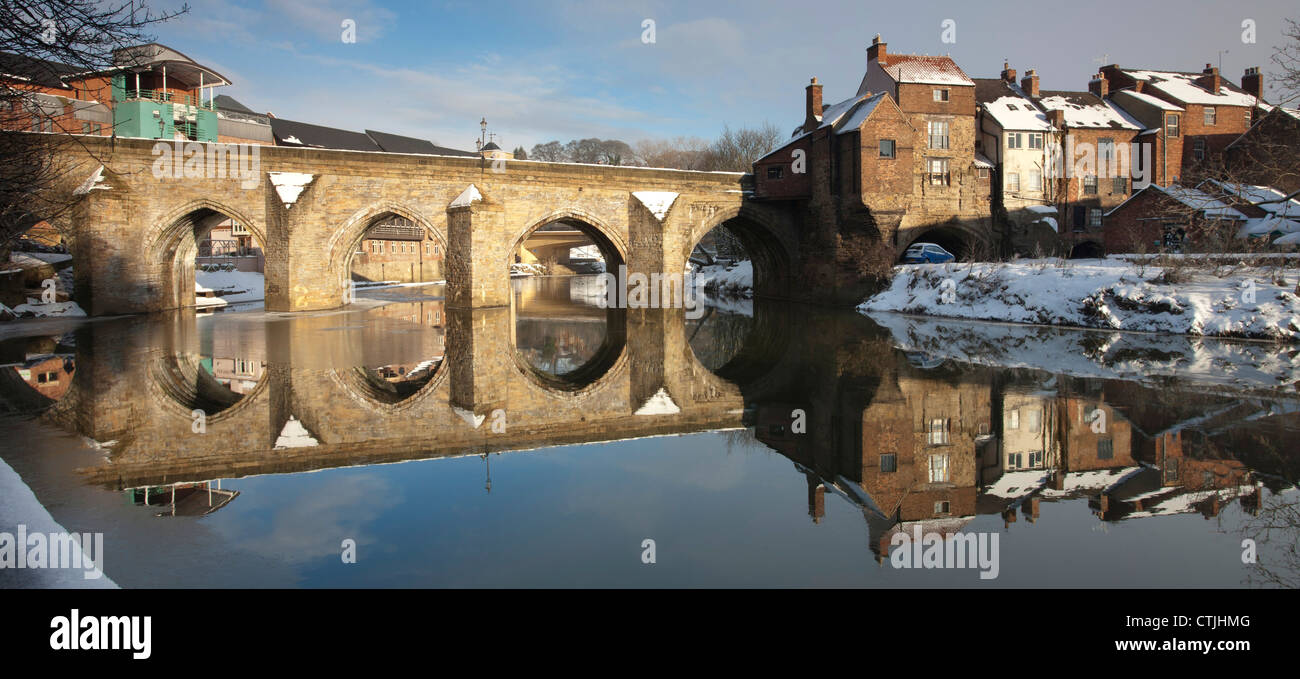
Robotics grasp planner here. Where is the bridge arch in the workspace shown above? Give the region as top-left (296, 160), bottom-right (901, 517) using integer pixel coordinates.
top-left (331, 203), bottom-right (448, 293)
top-left (506, 207), bottom-right (629, 272)
top-left (147, 351), bottom-right (270, 425)
top-left (146, 199), bottom-right (266, 310)
top-left (328, 360), bottom-right (449, 413)
top-left (687, 204), bottom-right (793, 299)
top-left (897, 222), bottom-right (987, 262)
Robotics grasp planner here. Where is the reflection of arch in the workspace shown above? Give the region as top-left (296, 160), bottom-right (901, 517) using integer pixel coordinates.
top-left (328, 359), bottom-right (448, 413)
top-left (898, 224), bottom-right (983, 261)
top-left (330, 203), bottom-right (447, 295)
top-left (146, 199), bottom-right (266, 310)
top-left (510, 304), bottom-right (628, 394)
top-left (1069, 240), bottom-right (1105, 259)
top-left (148, 352), bottom-right (269, 423)
top-left (507, 208), bottom-right (628, 271)
top-left (0, 365), bottom-right (58, 411)
top-left (688, 204), bottom-right (793, 299)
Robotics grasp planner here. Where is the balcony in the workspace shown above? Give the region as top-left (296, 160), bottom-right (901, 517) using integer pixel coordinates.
top-left (119, 88), bottom-right (215, 111)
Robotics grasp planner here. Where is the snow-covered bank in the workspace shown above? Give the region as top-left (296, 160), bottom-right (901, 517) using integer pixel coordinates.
top-left (0, 455), bottom-right (116, 588)
top-left (860, 259), bottom-right (1300, 341)
top-left (689, 261), bottom-right (754, 299)
top-left (1, 299), bottom-right (86, 320)
top-left (869, 311), bottom-right (1300, 395)
top-left (195, 270), bottom-right (264, 307)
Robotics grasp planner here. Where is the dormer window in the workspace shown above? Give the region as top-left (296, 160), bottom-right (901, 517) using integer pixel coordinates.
top-left (933, 88), bottom-right (950, 102)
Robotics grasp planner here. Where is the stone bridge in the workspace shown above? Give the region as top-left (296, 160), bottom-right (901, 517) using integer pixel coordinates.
top-left (48, 136), bottom-right (826, 315)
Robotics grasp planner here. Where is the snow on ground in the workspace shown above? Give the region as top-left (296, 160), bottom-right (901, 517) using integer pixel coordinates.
top-left (9, 299), bottom-right (86, 318)
top-left (861, 259), bottom-right (1300, 341)
top-left (11, 251), bottom-right (72, 265)
top-left (689, 260), bottom-right (754, 299)
top-left (0, 456), bottom-right (116, 587)
top-left (869, 312), bottom-right (1300, 395)
top-left (195, 270), bottom-right (265, 306)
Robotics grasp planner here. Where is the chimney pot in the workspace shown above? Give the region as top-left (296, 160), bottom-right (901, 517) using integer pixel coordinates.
top-left (868, 35), bottom-right (887, 63)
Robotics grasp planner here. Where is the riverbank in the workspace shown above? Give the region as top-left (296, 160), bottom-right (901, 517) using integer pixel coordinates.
top-left (860, 259), bottom-right (1300, 342)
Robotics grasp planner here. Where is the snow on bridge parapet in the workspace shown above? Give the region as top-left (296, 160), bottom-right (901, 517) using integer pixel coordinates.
top-left (268, 172), bottom-right (315, 209)
top-left (632, 191), bottom-right (679, 222)
top-left (449, 184), bottom-right (483, 209)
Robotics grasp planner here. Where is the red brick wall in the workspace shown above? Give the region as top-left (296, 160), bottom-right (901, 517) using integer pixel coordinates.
top-left (752, 135), bottom-right (812, 199)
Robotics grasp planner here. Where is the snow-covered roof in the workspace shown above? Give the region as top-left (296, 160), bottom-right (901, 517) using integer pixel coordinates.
top-left (878, 54), bottom-right (974, 86)
top-left (1036, 92), bottom-right (1142, 130)
top-left (982, 95), bottom-right (1053, 131)
top-left (1105, 183), bottom-right (1248, 219)
top-left (1237, 215), bottom-right (1300, 239)
top-left (818, 95), bottom-right (865, 129)
top-left (1119, 69), bottom-right (1260, 107)
top-left (1201, 180), bottom-right (1300, 217)
top-left (1112, 88), bottom-right (1184, 111)
top-left (973, 153), bottom-right (994, 169)
top-left (833, 92), bottom-right (889, 134)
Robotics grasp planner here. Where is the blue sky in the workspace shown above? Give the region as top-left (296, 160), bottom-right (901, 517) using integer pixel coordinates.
top-left (150, 0), bottom-right (1298, 152)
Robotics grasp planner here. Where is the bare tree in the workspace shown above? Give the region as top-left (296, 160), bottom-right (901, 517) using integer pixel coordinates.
top-left (699, 122), bottom-right (783, 172)
top-left (1, 1), bottom-right (187, 256)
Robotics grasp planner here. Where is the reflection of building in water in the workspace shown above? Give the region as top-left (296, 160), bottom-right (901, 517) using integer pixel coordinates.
top-left (16, 355), bottom-right (76, 401)
top-left (206, 355), bottom-right (263, 395)
top-left (366, 300), bottom-right (446, 383)
top-left (126, 481), bottom-right (239, 518)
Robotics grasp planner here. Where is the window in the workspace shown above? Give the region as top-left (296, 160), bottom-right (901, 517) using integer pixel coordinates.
top-left (425, 243), bottom-right (431, 255)
top-left (1203, 106), bottom-right (1216, 126)
top-left (1007, 172), bottom-right (1020, 192)
top-left (1028, 450), bottom-right (1044, 467)
top-left (1165, 113), bottom-right (1180, 137)
top-left (929, 453), bottom-right (951, 483)
top-left (390, 243), bottom-right (396, 254)
top-left (1112, 176), bottom-right (1128, 194)
top-left (1098, 137), bottom-right (1115, 166)
top-left (1192, 137), bottom-right (1206, 161)
top-left (1028, 169), bottom-right (1042, 192)
top-left (1008, 409), bottom-right (1020, 430)
top-left (766, 166), bottom-right (784, 180)
top-left (933, 88), bottom-right (950, 102)
top-left (1163, 458), bottom-right (1179, 482)
top-left (1099, 438), bottom-right (1114, 460)
top-left (1007, 132), bottom-right (1023, 149)
top-left (880, 454), bottom-right (897, 473)
top-left (977, 167), bottom-right (990, 179)
top-left (1008, 452), bottom-right (1023, 469)
top-left (1245, 109), bottom-right (1252, 125)
top-left (1090, 208), bottom-right (1102, 227)
top-left (927, 158), bottom-right (950, 186)
top-left (1007, 103), bottom-right (1019, 110)
top-left (1027, 409), bottom-right (1041, 433)
top-left (927, 418), bottom-right (950, 446)
top-left (1083, 175), bottom-right (1098, 195)
top-left (934, 501), bottom-right (951, 515)
top-left (1072, 206), bottom-right (1087, 231)
top-left (879, 138), bottom-right (895, 158)
top-left (928, 121), bottom-right (950, 149)
top-left (1028, 132), bottom-right (1044, 149)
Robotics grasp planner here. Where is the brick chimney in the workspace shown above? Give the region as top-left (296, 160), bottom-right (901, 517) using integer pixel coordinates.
top-left (1047, 109), bottom-right (1065, 128)
top-left (1198, 64), bottom-right (1221, 95)
top-left (1242, 66), bottom-right (1263, 100)
top-left (1020, 69), bottom-right (1040, 97)
top-left (1133, 80), bottom-right (1144, 93)
top-left (804, 77), bottom-right (823, 133)
top-left (1001, 61), bottom-right (1017, 83)
top-left (1089, 73), bottom-right (1109, 97)
top-left (867, 34), bottom-right (887, 63)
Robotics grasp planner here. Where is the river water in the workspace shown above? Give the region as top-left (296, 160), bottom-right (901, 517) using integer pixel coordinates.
top-left (1, 275), bottom-right (1296, 587)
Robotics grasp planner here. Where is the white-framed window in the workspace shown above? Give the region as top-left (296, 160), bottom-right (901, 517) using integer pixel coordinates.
top-left (1007, 172), bottom-right (1020, 192)
top-left (934, 501), bottom-right (951, 515)
top-left (1006, 132), bottom-right (1023, 149)
top-left (1090, 208), bottom-right (1102, 227)
top-left (1083, 175), bottom-right (1098, 194)
top-left (927, 418), bottom-right (950, 446)
top-left (1165, 113), bottom-right (1180, 137)
top-left (1028, 450), bottom-right (1044, 467)
top-left (927, 158), bottom-right (950, 185)
top-left (1028, 169), bottom-right (1042, 192)
top-left (928, 120), bottom-right (950, 149)
top-left (1008, 409), bottom-right (1020, 429)
top-left (1008, 452), bottom-right (1023, 469)
top-left (1027, 408), bottom-right (1042, 433)
top-left (1193, 137), bottom-right (1206, 161)
top-left (929, 453), bottom-right (951, 483)
top-left (1203, 106), bottom-right (1216, 126)
top-left (1028, 132), bottom-right (1044, 149)
top-left (933, 88), bottom-right (950, 102)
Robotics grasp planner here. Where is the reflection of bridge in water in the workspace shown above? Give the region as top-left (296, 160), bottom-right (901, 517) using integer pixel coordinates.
top-left (4, 300), bottom-right (1296, 559)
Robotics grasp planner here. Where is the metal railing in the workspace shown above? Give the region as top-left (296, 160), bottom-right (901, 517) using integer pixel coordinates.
top-left (120, 88), bottom-right (215, 110)
top-left (198, 240), bottom-right (258, 257)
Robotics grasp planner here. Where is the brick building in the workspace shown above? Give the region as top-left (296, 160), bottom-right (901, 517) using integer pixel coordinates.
top-left (352, 214), bottom-right (446, 283)
top-left (1102, 183), bottom-right (1246, 253)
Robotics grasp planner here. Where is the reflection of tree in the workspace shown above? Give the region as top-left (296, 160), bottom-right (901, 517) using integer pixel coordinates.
top-left (687, 311), bottom-right (753, 371)
top-left (1238, 489), bottom-right (1300, 588)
